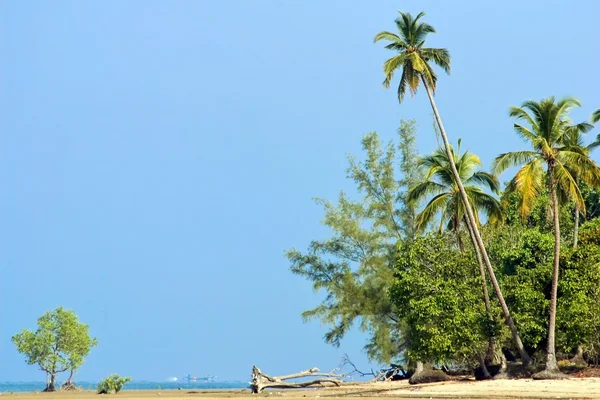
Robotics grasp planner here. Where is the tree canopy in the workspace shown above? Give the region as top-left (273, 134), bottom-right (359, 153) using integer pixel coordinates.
top-left (12, 307), bottom-right (98, 391)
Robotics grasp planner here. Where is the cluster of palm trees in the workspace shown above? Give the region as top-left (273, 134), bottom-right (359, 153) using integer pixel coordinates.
top-left (375, 11), bottom-right (600, 377)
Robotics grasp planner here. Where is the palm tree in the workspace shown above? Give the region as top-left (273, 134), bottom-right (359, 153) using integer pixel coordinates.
top-left (374, 11), bottom-right (531, 365)
top-left (408, 141), bottom-right (502, 246)
top-left (493, 97), bottom-right (600, 377)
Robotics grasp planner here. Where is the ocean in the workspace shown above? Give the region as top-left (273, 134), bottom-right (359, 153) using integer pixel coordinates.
top-left (0, 381), bottom-right (248, 393)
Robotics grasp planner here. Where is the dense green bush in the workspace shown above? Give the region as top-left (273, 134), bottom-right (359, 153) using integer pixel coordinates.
top-left (97, 374), bottom-right (131, 394)
top-left (390, 233), bottom-right (493, 366)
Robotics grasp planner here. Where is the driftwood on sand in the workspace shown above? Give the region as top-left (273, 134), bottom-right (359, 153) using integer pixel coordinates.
top-left (250, 366), bottom-right (346, 393)
top-left (250, 357), bottom-right (409, 393)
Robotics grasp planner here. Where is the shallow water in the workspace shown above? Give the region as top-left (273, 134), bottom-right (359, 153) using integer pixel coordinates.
top-left (0, 381), bottom-right (248, 393)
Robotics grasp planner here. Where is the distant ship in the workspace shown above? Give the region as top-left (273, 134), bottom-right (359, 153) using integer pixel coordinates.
top-left (181, 374), bottom-right (217, 383)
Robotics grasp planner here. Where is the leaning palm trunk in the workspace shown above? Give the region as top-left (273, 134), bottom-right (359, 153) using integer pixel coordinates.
top-left (573, 205), bottom-right (580, 248)
top-left (465, 218), bottom-right (495, 363)
top-left (545, 165), bottom-right (561, 372)
top-left (422, 76), bottom-right (531, 366)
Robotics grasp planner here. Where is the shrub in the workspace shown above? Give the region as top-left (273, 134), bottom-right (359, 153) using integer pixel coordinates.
top-left (97, 374), bottom-right (131, 394)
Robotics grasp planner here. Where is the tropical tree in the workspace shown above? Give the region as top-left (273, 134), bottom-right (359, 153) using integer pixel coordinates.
top-left (492, 96), bottom-right (600, 377)
top-left (374, 10), bottom-right (531, 365)
top-left (592, 109), bottom-right (600, 124)
top-left (12, 307), bottom-right (98, 391)
top-left (408, 141), bottom-right (502, 246)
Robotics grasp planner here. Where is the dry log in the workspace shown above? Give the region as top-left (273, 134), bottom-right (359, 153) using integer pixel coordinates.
top-left (250, 366), bottom-right (345, 393)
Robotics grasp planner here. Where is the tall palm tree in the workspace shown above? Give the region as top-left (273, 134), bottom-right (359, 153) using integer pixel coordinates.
top-left (493, 97), bottom-right (600, 377)
top-left (374, 11), bottom-right (531, 365)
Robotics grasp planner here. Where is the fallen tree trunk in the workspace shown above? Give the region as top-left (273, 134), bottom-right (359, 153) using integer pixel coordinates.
top-left (250, 366), bottom-right (345, 393)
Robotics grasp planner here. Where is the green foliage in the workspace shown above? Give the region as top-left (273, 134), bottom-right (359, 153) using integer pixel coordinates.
top-left (485, 223), bottom-right (600, 355)
top-left (390, 234), bottom-right (492, 365)
top-left (12, 307), bottom-right (98, 391)
top-left (397, 119), bottom-right (424, 241)
top-left (97, 374), bottom-right (131, 394)
top-left (488, 228), bottom-right (554, 353)
top-left (579, 217), bottom-right (600, 246)
top-left (287, 123), bottom-right (422, 363)
top-left (501, 187), bottom-right (574, 240)
top-left (557, 243), bottom-right (600, 352)
top-left (581, 182), bottom-right (600, 222)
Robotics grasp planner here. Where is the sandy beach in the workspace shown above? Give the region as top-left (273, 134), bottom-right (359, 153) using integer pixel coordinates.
top-left (5, 378), bottom-right (600, 400)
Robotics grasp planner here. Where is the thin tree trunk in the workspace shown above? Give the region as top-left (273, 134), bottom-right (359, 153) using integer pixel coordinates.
top-left (478, 354), bottom-right (492, 379)
top-left (65, 370), bottom-right (75, 386)
top-left (456, 219), bottom-right (464, 252)
top-left (422, 76), bottom-right (531, 366)
top-left (465, 218), bottom-right (495, 360)
top-left (573, 205), bottom-right (580, 248)
top-left (546, 165), bottom-right (561, 372)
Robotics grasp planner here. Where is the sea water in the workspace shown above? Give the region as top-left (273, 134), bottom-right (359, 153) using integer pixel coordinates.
top-left (0, 381), bottom-right (248, 393)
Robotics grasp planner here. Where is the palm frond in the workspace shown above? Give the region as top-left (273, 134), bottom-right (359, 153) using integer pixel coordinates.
top-left (407, 181), bottom-right (447, 204)
top-left (504, 158), bottom-right (544, 218)
top-left (420, 48), bottom-right (451, 74)
top-left (513, 123), bottom-right (538, 143)
top-left (557, 150), bottom-right (600, 187)
top-left (373, 31), bottom-right (405, 44)
top-left (492, 150), bottom-right (537, 175)
top-left (420, 57), bottom-right (438, 93)
top-left (591, 109), bottom-right (600, 124)
top-left (415, 192), bottom-right (450, 232)
top-left (553, 159), bottom-right (585, 213)
top-left (589, 133), bottom-right (600, 150)
top-left (466, 187), bottom-right (503, 223)
top-left (466, 171), bottom-right (501, 194)
top-left (382, 54), bottom-right (408, 88)
top-left (508, 106), bottom-right (539, 133)
top-left (457, 151), bottom-right (481, 181)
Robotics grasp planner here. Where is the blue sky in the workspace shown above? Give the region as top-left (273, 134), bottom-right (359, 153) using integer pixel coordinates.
top-left (1, 0), bottom-right (599, 382)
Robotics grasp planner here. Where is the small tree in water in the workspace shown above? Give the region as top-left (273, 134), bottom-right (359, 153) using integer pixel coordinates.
top-left (12, 307), bottom-right (98, 391)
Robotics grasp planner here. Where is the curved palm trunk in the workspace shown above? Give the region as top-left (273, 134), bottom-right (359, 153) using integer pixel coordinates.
top-left (545, 165), bottom-right (561, 372)
top-left (422, 76), bottom-right (531, 366)
top-left (573, 205), bottom-right (579, 248)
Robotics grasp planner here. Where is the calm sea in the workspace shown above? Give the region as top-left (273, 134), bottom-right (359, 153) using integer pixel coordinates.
top-left (0, 381), bottom-right (248, 393)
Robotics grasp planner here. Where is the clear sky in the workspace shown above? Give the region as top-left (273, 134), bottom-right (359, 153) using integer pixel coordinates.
top-left (1, 0), bottom-right (599, 383)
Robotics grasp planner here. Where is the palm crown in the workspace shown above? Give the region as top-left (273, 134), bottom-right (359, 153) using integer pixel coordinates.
top-left (493, 97), bottom-right (600, 217)
top-left (374, 11), bottom-right (450, 102)
top-left (408, 141), bottom-right (502, 233)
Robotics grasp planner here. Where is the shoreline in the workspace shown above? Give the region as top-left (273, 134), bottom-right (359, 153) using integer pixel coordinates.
top-left (5, 378), bottom-right (600, 399)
